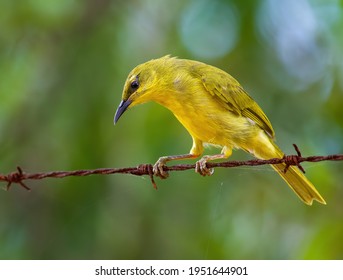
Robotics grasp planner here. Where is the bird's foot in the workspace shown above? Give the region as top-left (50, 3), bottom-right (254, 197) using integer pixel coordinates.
top-left (153, 157), bottom-right (169, 179)
top-left (195, 156), bottom-right (214, 176)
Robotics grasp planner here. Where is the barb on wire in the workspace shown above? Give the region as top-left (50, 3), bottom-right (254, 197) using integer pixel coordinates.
top-left (1, 144), bottom-right (342, 191)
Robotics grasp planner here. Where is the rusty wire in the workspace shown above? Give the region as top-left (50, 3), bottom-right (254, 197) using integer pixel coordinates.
top-left (1, 144), bottom-right (342, 191)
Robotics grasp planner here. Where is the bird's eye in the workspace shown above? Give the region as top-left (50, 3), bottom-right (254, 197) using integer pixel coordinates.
top-left (130, 80), bottom-right (139, 90)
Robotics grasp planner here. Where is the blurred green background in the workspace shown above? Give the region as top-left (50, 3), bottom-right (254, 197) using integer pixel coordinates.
top-left (1, 0), bottom-right (342, 260)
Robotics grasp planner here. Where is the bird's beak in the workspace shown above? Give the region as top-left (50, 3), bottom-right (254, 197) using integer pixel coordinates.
top-left (114, 99), bottom-right (132, 124)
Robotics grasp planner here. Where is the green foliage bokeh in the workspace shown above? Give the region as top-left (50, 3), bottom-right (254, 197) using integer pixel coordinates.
top-left (0, 0), bottom-right (342, 260)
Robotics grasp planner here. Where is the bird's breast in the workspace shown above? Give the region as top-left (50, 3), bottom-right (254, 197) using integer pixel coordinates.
top-left (156, 89), bottom-right (253, 147)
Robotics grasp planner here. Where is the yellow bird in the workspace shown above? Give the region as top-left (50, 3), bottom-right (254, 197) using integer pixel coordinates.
top-left (114, 55), bottom-right (326, 205)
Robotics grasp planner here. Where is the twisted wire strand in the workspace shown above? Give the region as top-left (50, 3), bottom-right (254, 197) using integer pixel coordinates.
top-left (1, 145), bottom-right (342, 191)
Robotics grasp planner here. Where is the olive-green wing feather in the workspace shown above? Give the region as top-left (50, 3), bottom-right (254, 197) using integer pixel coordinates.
top-left (193, 63), bottom-right (275, 138)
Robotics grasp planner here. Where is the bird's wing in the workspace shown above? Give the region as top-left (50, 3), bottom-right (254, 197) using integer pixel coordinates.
top-left (195, 64), bottom-right (275, 139)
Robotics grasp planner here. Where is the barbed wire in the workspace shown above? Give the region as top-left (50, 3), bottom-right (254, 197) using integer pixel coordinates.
top-left (1, 144), bottom-right (342, 191)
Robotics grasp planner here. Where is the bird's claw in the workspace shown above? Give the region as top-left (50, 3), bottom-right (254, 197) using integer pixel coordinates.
top-left (195, 157), bottom-right (214, 176)
top-left (153, 157), bottom-right (169, 179)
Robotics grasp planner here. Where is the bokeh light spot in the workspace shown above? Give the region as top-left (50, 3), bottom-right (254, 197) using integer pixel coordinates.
top-left (180, 0), bottom-right (239, 59)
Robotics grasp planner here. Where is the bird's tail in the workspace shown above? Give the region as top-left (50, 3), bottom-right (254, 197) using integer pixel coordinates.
top-left (250, 136), bottom-right (326, 205)
top-left (271, 163), bottom-right (326, 205)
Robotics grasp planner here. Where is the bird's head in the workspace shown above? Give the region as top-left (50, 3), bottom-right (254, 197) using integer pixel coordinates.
top-left (114, 55), bottom-right (176, 124)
